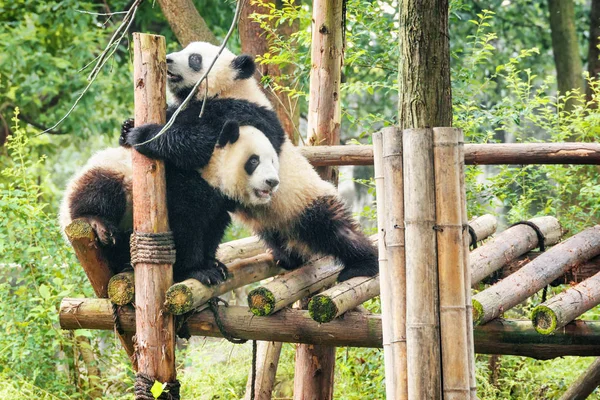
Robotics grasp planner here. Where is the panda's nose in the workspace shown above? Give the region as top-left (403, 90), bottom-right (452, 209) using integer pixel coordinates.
top-left (266, 178), bottom-right (279, 188)
top-left (166, 56), bottom-right (173, 64)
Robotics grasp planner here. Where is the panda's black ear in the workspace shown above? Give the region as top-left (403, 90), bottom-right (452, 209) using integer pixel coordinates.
top-left (217, 120), bottom-right (240, 147)
top-left (231, 54), bottom-right (256, 80)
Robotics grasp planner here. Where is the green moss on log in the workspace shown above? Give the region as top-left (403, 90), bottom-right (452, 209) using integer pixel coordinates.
top-left (472, 299), bottom-right (484, 326)
top-left (248, 287), bottom-right (276, 316)
top-left (165, 284), bottom-right (194, 315)
top-left (531, 305), bottom-right (558, 335)
top-left (308, 295), bottom-right (339, 323)
top-left (65, 219), bottom-right (94, 240)
top-left (107, 273), bottom-right (135, 305)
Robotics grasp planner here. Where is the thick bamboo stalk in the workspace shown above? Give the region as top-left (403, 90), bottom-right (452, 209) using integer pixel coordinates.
top-left (532, 270), bottom-right (600, 334)
top-left (131, 33), bottom-right (175, 384)
top-left (473, 225), bottom-right (600, 325)
top-left (64, 219), bottom-right (136, 365)
top-left (243, 341), bottom-right (283, 400)
top-left (165, 254), bottom-right (281, 314)
top-left (471, 216), bottom-right (562, 286)
top-left (402, 128), bottom-right (442, 398)
top-left (300, 143), bottom-right (600, 167)
top-left (248, 256), bottom-right (340, 316)
top-left (433, 128), bottom-right (469, 398)
top-left (459, 131), bottom-right (477, 399)
top-left (558, 358), bottom-right (600, 400)
top-left (308, 275), bottom-right (380, 323)
top-left (60, 299), bottom-right (600, 359)
top-left (380, 127), bottom-right (408, 399)
top-left (108, 271), bottom-right (135, 305)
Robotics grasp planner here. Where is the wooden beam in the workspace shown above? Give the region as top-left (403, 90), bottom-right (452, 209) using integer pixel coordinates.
top-left (300, 143), bottom-right (600, 166)
top-left (60, 299), bottom-right (600, 360)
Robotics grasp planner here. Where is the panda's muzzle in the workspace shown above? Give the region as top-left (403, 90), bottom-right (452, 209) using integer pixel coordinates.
top-left (166, 69), bottom-right (183, 83)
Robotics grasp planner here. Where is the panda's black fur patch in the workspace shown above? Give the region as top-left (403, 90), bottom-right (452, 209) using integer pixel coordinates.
top-left (231, 54), bottom-right (256, 80)
top-left (122, 98), bottom-right (285, 171)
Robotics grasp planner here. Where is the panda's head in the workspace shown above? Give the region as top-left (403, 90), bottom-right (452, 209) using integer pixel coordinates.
top-left (212, 121), bottom-right (280, 206)
top-left (165, 42), bottom-right (271, 109)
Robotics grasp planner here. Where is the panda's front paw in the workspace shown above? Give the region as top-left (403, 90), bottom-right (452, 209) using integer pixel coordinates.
top-left (120, 123), bottom-right (163, 151)
top-left (82, 216), bottom-right (118, 246)
top-left (190, 260), bottom-right (229, 286)
top-left (119, 118), bottom-right (135, 147)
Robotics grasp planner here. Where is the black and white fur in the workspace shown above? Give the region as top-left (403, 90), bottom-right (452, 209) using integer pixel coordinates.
top-left (60, 43), bottom-right (284, 285)
top-left (122, 42), bottom-right (378, 281)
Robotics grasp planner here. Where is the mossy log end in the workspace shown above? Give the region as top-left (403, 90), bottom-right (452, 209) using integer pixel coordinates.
top-left (165, 253), bottom-right (280, 315)
top-left (308, 275), bottom-right (380, 323)
top-left (60, 298), bottom-right (600, 359)
top-left (108, 272), bottom-right (135, 305)
top-left (248, 256), bottom-right (341, 316)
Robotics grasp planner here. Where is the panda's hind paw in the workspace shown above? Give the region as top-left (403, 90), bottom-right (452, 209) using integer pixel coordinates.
top-left (83, 216), bottom-right (118, 246)
top-left (191, 260), bottom-right (229, 286)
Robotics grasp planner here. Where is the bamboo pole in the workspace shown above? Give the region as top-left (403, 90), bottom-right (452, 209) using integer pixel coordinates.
top-left (300, 143), bottom-right (600, 167)
top-left (248, 256), bottom-right (340, 316)
top-left (532, 270), bottom-right (600, 334)
top-left (308, 275), bottom-right (380, 323)
top-left (433, 128), bottom-right (469, 399)
top-left (459, 131), bottom-right (477, 399)
top-left (64, 219), bottom-right (136, 365)
top-left (131, 33), bottom-right (175, 385)
top-left (471, 216), bottom-right (562, 286)
top-left (108, 271), bottom-right (135, 305)
top-left (243, 341), bottom-right (283, 400)
top-left (60, 299), bottom-right (600, 359)
top-left (165, 254), bottom-right (281, 314)
top-left (558, 358), bottom-right (600, 400)
top-left (473, 225), bottom-right (600, 325)
top-left (403, 128), bottom-right (442, 398)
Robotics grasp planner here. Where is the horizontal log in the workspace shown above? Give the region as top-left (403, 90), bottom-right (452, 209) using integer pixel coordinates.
top-left (60, 298), bottom-right (600, 359)
top-left (300, 143), bottom-right (600, 166)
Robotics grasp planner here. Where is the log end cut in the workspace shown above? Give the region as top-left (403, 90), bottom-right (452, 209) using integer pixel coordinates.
top-left (531, 305), bottom-right (558, 335)
top-left (108, 272), bottom-right (135, 305)
top-left (308, 294), bottom-right (339, 323)
top-left (165, 283), bottom-right (194, 315)
top-left (248, 287), bottom-right (276, 316)
top-left (65, 219), bottom-right (95, 241)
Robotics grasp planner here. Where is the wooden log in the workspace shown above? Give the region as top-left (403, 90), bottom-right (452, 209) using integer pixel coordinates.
top-left (131, 33), bottom-right (175, 384)
top-left (558, 358), bottom-right (600, 400)
top-left (108, 271), bottom-right (135, 306)
top-left (308, 275), bottom-right (380, 323)
top-left (379, 127), bottom-right (408, 399)
top-left (433, 128), bottom-right (469, 398)
top-left (165, 254), bottom-right (281, 315)
top-left (459, 130), bottom-right (477, 398)
top-left (243, 341), bottom-right (283, 400)
top-left (64, 219), bottom-right (136, 365)
top-left (473, 225), bottom-right (600, 325)
top-left (300, 143), bottom-right (600, 167)
top-left (247, 256), bottom-right (340, 316)
top-left (60, 299), bottom-right (600, 359)
top-left (217, 236), bottom-right (264, 264)
top-left (402, 128), bottom-right (442, 398)
top-left (497, 253), bottom-right (600, 285)
top-left (532, 270), bottom-right (600, 334)
top-left (471, 216), bottom-right (562, 286)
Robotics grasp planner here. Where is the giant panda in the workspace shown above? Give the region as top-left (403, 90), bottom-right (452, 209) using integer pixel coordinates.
top-left (60, 42), bottom-right (285, 285)
top-left (124, 45), bottom-right (379, 282)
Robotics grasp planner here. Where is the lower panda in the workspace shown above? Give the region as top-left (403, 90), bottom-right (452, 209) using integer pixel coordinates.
top-left (127, 118), bottom-right (380, 281)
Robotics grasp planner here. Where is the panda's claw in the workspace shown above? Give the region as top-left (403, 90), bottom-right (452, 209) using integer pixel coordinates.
top-left (119, 118), bottom-right (135, 147)
top-left (85, 216), bottom-right (118, 246)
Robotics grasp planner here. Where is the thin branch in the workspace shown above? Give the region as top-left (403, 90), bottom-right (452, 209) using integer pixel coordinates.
top-left (76, 10), bottom-right (128, 16)
top-left (40, 0), bottom-right (143, 135)
top-left (135, 0), bottom-right (245, 146)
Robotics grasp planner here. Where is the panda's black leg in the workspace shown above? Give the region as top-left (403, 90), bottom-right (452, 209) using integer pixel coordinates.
top-left (261, 231), bottom-right (306, 270)
top-left (203, 209), bottom-right (232, 282)
top-left (293, 196), bottom-right (379, 282)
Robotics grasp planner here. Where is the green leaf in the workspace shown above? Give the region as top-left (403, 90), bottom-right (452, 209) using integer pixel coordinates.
top-left (38, 284), bottom-right (50, 300)
top-left (151, 381), bottom-right (166, 399)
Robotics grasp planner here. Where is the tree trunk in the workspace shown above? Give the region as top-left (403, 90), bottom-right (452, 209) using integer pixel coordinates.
top-left (548, 0), bottom-right (584, 111)
top-left (587, 0), bottom-right (600, 102)
top-left (239, 0), bottom-right (300, 144)
top-left (156, 0), bottom-right (217, 46)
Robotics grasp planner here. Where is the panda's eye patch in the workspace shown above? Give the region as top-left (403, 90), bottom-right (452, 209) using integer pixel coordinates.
top-left (188, 54), bottom-right (202, 71)
top-left (244, 155), bottom-right (260, 175)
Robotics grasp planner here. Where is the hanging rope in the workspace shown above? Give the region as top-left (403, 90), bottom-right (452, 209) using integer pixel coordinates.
top-left (130, 231), bottom-right (177, 265)
top-left (467, 224), bottom-right (478, 249)
top-left (112, 303), bottom-right (125, 335)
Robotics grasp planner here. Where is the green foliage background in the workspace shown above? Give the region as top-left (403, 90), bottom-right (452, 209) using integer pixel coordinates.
top-left (1, 0), bottom-right (599, 398)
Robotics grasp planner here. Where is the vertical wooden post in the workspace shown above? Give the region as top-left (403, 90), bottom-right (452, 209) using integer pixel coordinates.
top-left (459, 130), bottom-right (478, 398)
top-left (433, 128), bottom-right (470, 399)
top-left (244, 341), bottom-right (283, 400)
top-left (378, 128), bottom-right (408, 399)
top-left (398, 0), bottom-right (451, 397)
top-left (131, 33), bottom-right (176, 386)
top-left (294, 0), bottom-right (343, 397)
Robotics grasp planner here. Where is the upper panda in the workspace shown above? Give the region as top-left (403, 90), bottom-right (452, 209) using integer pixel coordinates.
top-left (60, 42), bottom-right (286, 285)
top-left (124, 45), bottom-right (379, 282)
